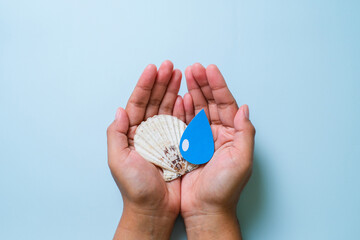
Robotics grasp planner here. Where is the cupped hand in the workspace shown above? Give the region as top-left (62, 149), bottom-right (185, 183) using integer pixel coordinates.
top-left (181, 63), bottom-right (256, 239)
top-left (107, 60), bottom-right (186, 239)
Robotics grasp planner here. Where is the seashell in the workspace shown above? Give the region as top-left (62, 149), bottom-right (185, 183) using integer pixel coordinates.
top-left (134, 115), bottom-right (198, 181)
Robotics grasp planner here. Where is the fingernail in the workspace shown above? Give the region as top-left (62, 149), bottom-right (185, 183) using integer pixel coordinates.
top-left (115, 108), bottom-right (123, 120)
top-left (243, 105), bottom-right (249, 120)
top-left (175, 95), bottom-right (182, 105)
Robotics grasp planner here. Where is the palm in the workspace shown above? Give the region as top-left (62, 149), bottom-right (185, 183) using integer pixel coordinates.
top-left (182, 125), bottom-right (241, 208)
top-left (121, 130), bottom-right (180, 214)
top-left (180, 63), bottom-right (254, 216)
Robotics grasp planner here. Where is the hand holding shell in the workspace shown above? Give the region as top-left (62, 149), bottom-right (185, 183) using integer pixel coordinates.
top-left (134, 115), bottom-right (198, 181)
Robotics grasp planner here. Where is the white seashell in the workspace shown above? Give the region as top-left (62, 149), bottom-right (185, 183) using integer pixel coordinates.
top-left (134, 115), bottom-right (198, 181)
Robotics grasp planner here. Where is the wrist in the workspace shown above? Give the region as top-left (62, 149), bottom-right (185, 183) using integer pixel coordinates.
top-left (114, 204), bottom-right (177, 240)
top-left (183, 209), bottom-right (241, 240)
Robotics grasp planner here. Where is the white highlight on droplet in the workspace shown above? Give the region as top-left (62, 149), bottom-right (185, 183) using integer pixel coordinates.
top-left (182, 139), bottom-right (189, 152)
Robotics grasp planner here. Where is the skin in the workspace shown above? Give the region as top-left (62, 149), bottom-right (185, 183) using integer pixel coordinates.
top-left (107, 61), bottom-right (255, 240)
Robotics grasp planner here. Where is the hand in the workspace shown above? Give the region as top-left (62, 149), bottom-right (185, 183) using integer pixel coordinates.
top-left (181, 63), bottom-right (256, 240)
top-left (107, 60), bottom-right (186, 240)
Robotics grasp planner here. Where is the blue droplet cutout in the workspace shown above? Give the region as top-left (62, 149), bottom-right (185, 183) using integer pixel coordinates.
top-left (180, 109), bottom-right (214, 164)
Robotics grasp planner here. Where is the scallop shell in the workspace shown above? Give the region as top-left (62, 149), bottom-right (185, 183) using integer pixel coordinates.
top-left (134, 115), bottom-right (198, 181)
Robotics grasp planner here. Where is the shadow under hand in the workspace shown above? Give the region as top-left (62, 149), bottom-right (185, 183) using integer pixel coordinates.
top-left (170, 216), bottom-right (187, 240)
top-left (237, 151), bottom-right (265, 237)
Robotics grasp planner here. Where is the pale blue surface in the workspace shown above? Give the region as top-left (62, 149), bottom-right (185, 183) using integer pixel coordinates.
top-left (1, 0), bottom-right (359, 239)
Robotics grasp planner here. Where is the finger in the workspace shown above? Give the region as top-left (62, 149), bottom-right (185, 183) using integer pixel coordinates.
top-left (158, 69), bottom-right (182, 115)
top-left (172, 95), bottom-right (185, 122)
top-left (126, 64), bottom-right (157, 127)
top-left (185, 66), bottom-right (210, 118)
top-left (233, 105), bottom-right (255, 169)
top-left (192, 63), bottom-right (221, 125)
top-left (107, 107), bottom-right (131, 167)
top-left (144, 60), bottom-right (174, 119)
top-left (206, 64), bottom-right (238, 127)
top-left (183, 93), bottom-right (195, 124)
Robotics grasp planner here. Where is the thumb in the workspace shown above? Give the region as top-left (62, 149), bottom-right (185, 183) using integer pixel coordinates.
top-left (107, 107), bottom-right (130, 163)
top-left (233, 104), bottom-right (256, 161)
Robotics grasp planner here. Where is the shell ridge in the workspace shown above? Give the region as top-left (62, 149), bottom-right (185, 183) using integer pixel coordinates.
top-left (135, 122), bottom-right (174, 170)
top-left (134, 114), bottom-right (199, 181)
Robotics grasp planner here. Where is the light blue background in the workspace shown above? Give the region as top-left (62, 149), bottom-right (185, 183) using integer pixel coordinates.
top-left (1, 0), bottom-right (359, 239)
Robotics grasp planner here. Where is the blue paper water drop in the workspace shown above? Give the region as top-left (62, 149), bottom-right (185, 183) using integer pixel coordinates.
top-left (180, 109), bottom-right (214, 164)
